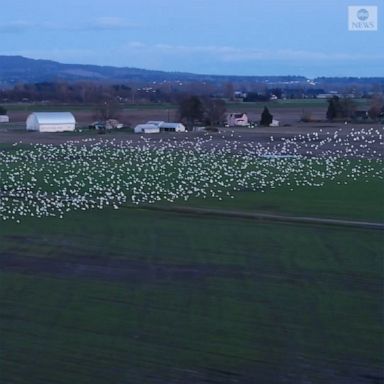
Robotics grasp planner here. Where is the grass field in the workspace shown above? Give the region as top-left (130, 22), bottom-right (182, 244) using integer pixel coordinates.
top-left (3, 99), bottom-right (369, 111)
top-left (1, 207), bottom-right (383, 384)
top-left (227, 98), bottom-right (370, 111)
top-left (182, 177), bottom-right (384, 221)
top-left (0, 134), bottom-right (383, 383)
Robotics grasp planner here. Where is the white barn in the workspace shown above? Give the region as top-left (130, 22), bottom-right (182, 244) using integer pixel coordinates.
top-left (147, 121), bottom-right (186, 132)
top-left (134, 123), bottom-right (160, 134)
top-left (159, 122), bottom-right (186, 132)
top-left (146, 121), bottom-right (164, 126)
top-left (26, 112), bottom-right (76, 132)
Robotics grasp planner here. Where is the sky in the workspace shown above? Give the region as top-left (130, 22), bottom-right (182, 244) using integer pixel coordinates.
top-left (1, 0), bottom-right (383, 77)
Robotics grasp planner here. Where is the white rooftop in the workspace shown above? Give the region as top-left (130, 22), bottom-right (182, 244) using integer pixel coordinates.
top-left (28, 112), bottom-right (76, 124)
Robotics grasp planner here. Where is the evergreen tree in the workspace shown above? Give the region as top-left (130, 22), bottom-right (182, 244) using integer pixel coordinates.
top-left (260, 106), bottom-right (273, 126)
top-left (326, 97), bottom-right (339, 120)
top-left (204, 99), bottom-right (226, 126)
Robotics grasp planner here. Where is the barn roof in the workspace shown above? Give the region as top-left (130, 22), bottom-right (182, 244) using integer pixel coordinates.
top-left (146, 121), bottom-right (164, 126)
top-left (159, 122), bottom-right (185, 128)
top-left (135, 123), bottom-right (159, 129)
top-left (28, 112), bottom-right (76, 124)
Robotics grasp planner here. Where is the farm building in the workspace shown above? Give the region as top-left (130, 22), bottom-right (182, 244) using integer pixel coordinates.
top-left (0, 115), bottom-right (9, 123)
top-left (26, 112), bottom-right (76, 132)
top-left (147, 121), bottom-right (186, 132)
top-left (146, 121), bottom-right (164, 126)
top-left (134, 123), bottom-right (160, 134)
top-left (159, 122), bottom-right (186, 132)
top-left (270, 119), bottom-right (280, 127)
top-left (89, 119), bottom-right (124, 130)
top-left (105, 119), bottom-right (124, 129)
top-left (226, 113), bottom-right (249, 127)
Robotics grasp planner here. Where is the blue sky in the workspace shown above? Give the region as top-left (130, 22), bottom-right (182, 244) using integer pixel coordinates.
top-left (1, 0), bottom-right (382, 77)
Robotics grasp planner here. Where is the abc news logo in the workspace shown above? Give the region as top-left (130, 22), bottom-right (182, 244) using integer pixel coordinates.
top-left (348, 6), bottom-right (378, 31)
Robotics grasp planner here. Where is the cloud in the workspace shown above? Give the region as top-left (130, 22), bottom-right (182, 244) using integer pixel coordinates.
top-left (0, 20), bottom-right (74, 33)
top-left (218, 49), bottom-right (384, 62)
top-left (2, 49), bottom-right (96, 64)
top-left (121, 41), bottom-right (384, 62)
top-left (88, 17), bottom-right (137, 30)
top-left (0, 17), bottom-right (138, 34)
top-left (0, 21), bottom-right (36, 33)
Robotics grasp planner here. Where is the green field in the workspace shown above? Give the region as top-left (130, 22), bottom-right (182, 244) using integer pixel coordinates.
top-left (0, 139), bottom-right (383, 383)
top-left (3, 103), bottom-right (99, 113)
top-left (181, 178), bottom-right (384, 221)
top-left (227, 98), bottom-right (370, 111)
top-left (4, 102), bottom-right (176, 113)
top-left (3, 98), bottom-right (370, 111)
top-left (1, 207), bottom-right (383, 383)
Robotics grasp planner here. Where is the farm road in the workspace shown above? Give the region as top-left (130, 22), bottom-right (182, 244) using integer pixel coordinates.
top-left (131, 204), bottom-right (384, 231)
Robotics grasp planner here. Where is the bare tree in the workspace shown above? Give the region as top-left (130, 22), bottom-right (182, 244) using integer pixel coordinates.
top-left (177, 95), bottom-right (204, 130)
top-left (94, 99), bottom-right (121, 121)
top-left (204, 99), bottom-right (227, 126)
top-left (327, 96), bottom-right (356, 121)
top-left (368, 94), bottom-right (384, 121)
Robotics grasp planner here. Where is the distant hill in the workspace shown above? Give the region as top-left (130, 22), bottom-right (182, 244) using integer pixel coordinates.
top-left (0, 55), bottom-right (382, 88)
top-left (0, 55), bottom-right (186, 85)
top-left (0, 55), bottom-right (308, 86)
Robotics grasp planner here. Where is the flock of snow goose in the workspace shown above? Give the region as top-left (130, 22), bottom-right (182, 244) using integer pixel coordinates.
top-left (0, 127), bottom-right (382, 222)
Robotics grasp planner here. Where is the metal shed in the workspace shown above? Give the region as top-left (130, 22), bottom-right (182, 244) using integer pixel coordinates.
top-left (134, 123), bottom-right (160, 134)
top-left (146, 121), bottom-right (186, 132)
top-left (159, 122), bottom-right (186, 132)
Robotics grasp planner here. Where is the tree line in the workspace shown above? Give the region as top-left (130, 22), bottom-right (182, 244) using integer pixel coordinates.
top-left (177, 96), bottom-right (274, 128)
top-left (326, 95), bottom-right (384, 121)
top-left (3, 79), bottom-right (382, 105)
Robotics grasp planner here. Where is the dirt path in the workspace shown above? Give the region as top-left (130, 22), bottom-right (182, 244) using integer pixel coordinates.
top-left (131, 204), bottom-right (384, 230)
